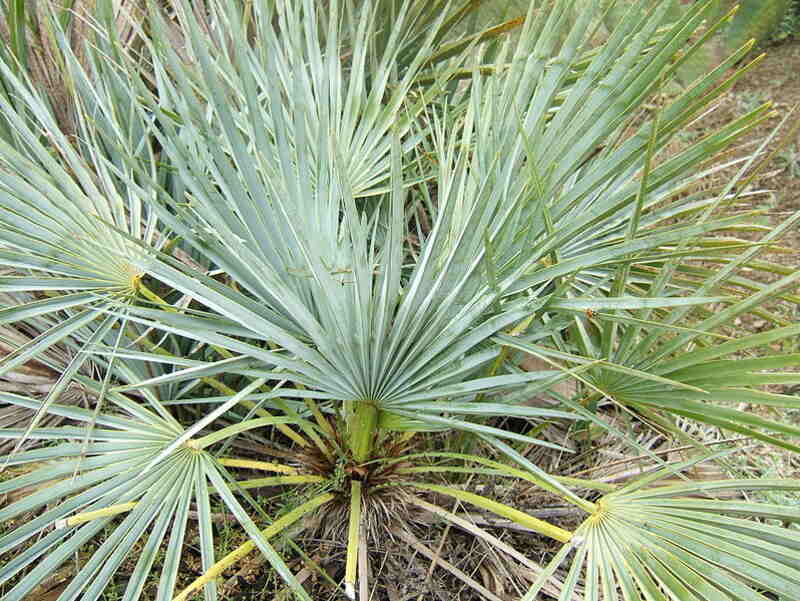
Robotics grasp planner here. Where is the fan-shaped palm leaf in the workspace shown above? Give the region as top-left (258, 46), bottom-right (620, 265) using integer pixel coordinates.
top-left (525, 474), bottom-right (800, 601)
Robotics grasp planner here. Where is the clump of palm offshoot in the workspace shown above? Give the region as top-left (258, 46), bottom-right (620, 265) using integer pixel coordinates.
top-left (1, 1), bottom-right (800, 600)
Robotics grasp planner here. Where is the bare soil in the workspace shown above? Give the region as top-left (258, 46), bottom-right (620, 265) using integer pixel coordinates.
top-left (717, 41), bottom-right (800, 259)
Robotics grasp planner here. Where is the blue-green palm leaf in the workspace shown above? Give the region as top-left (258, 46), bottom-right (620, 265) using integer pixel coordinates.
top-left (525, 476), bottom-right (800, 601)
top-left (0, 388), bottom-right (306, 601)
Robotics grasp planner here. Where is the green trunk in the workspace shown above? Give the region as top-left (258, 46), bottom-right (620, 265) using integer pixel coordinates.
top-left (348, 400), bottom-right (378, 463)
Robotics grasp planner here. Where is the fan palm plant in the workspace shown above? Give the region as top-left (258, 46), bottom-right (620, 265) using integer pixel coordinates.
top-left (1, 0), bottom-right (800, 599)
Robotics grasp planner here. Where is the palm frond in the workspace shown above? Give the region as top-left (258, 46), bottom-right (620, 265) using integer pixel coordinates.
top-left (525, 475), bottom-right (800, 601)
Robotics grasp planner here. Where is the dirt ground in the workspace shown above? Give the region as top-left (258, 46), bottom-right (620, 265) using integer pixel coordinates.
top-left (711, 39), bottom-right (800, 259)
